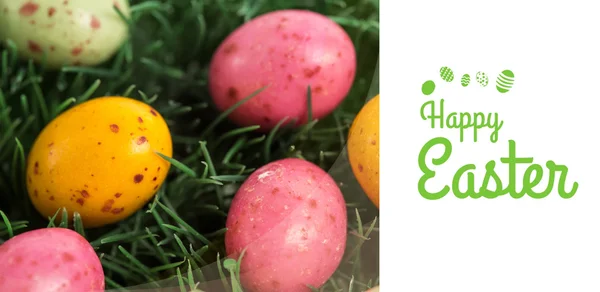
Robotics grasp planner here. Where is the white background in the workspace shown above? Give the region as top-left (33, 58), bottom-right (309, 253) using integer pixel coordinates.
top-left (381, 0), bottom-right (600, 291)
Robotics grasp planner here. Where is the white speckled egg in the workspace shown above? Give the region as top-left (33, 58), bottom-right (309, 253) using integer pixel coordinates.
top-left (0, 0), bottom-right (130, 69)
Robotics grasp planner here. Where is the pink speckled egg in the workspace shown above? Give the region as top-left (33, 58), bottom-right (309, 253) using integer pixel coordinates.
top-left (225, 158), bottom-right (347, 292)
top-left (209, 9), bottom-right (356, 131)
top-left (0, 0), bottom-right (130, 69)
top-left (0, 228), bottom-right (104, 292)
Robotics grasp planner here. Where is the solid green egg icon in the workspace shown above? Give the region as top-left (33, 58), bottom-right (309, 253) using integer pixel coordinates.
top-left (422, 80), bottom-right (436, 95)
top-left (496, 70), bottom-right (515, 93)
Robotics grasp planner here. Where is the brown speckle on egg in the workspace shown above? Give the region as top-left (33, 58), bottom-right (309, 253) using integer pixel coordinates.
top-left (227, 87), bottom-right (238, 100)
top-left (27, 41), bottom-right (42, 53)
top-left (133, 174), bottom-right (144, 183)
top-left (303, 66), bottom-right (321, 78)
top-left (48, 7), bottom-right (56, 17)
top-left (90, 15), bottom-right (101, 29)
top-left (136, 136), bottom-right (147, 145)
top-left (62, 253), bottom-right (75, 262)
top-left (223, 43), bottom-right (237, 54)
top-left (80, 190), bottom-right (90, 198)
top-left (19, 2), bottom-right (39, 16)
top-left (101, 200), bottom-right (114, 212)
top-left (71, 47), bottom-right (83, 56)
top-left (109, 124), bottom-right (119, 133)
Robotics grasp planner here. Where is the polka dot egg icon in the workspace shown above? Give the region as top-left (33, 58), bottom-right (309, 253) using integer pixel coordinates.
top-left (26, 97), bottom-right (173, 228)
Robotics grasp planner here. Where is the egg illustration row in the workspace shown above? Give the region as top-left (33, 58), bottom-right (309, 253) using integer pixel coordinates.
top-left (0, 0), bottom-right (130, 69)
top-left (209, 9), bottom-right (356, 131)
top-left (26, 96), bottom-right (173, 228)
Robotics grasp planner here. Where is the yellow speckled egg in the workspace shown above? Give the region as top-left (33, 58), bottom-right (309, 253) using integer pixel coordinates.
top-left (0, 0), bottom-right (130, 69)
top-left (26, 96), bottom-right (172, 228)
top-left (347, 94), bottom-right (379, 208)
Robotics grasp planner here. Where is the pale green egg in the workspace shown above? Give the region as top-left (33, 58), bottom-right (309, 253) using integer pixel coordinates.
top-left (0, 0), bottom-right (130, 69)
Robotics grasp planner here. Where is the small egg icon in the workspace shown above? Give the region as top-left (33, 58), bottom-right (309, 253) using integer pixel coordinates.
top-left (461, 74), bottom-right (470, 87)
top-left (476, 71), bottom-right (489, 87)
top-left (422, 80), bottom-right (436, 95)
top-left (496, 70), bottom-right (515, 93)
top-left (439, 66), bottom-right (454, 82)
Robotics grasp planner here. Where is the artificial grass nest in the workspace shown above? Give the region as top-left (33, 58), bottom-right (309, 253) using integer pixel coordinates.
top-left (0, 0), bottom-right (379, 291)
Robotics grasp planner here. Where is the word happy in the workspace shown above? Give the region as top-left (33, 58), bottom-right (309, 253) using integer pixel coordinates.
top-left (417, 137), bottom-right (579, 200)
top-left (420, 99), bottom-right (504, 143)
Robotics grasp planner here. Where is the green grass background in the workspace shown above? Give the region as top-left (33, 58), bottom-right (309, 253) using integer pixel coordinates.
top-left (0, 0), bottom-right (379, 291)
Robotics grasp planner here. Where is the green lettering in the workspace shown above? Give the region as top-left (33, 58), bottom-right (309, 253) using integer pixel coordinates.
top-left (500, 140), bottom-right (534, 198)
top-left (527, 161), bottom-right (556, 199)
top-left (479, 161), bottom-right (505, 198)
top-left (420, 99), bottom-right (444, 129)
top-left (452, 164), bottom-right (476, 199)
top-left (418, 137), bottom-right (452, 200)
top-left (521, 164), bottom-right (543, 198)
top-left (548, 161), bottom-right (578, 198)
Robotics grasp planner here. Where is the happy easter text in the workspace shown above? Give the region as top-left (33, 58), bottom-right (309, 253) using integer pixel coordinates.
top-left (417, 99), bottom-right (579, 200)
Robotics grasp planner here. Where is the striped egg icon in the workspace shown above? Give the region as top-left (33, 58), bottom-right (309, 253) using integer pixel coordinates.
top-left (440, 66), bottom-right (454, 82)
top-left (461, 74), bottom-right (470, 87)
top-left (496, 70), bottom-right (515, 93)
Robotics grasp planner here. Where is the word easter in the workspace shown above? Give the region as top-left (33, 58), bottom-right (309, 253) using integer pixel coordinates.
top-left (418, 137), bottom-right (579, 200)
top-left (420, 99), bottom-right (504, 143)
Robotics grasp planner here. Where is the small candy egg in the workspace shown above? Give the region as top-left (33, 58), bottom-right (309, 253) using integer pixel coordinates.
top-left (476, 71), bottom-right (489, 87)
top-left (439, 66), bottom-right (454, 82)
top-left (0, 228), bottom-right (104, 292)
top-left (26, 96), bottom-right (172, 228)
top-left (461, 74), bottom-right (470, 87)
top-left (347, 94), bottom-right (379, 208)
top-left (225, 158), bottom-right (347, 292)
top-left (496, 69), bottom-right (514, 93)
top-left (209, 9), bottom-right (356, 131)
top-left (0, 0), bottom-right (130, 69)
